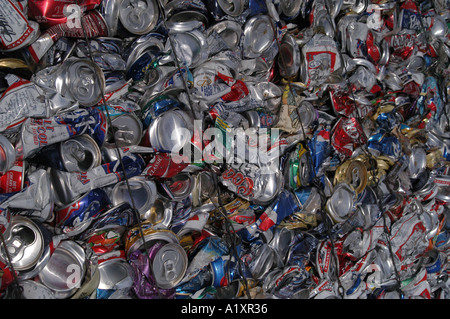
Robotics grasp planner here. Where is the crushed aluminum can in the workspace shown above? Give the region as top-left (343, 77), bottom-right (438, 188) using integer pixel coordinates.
top-left (27, 0), bottom-right (102, 27)
top-left (38, 240), bottom-right (87, 299)
top-left (0, 216), bottom-right (44, 272)
top-left (16, 107), bottom-right (107, 160)
top-left (25, 10), bottom-right (110, 64)
top-left (96, 250), bottom-right (135, 298)
top-left (242, 15), bottom-right (277, 60)
top-left (104, 112), bottom-right (143, 148)
top-left (119, 0), bottom-right (159, 35)
top-left (0, 0), bottom-right (40, 52)
top-left (53, 187), bottom-right (111, 235)
top-left (49, 153), bottom-right (144, 206)
top-left (29, 134), bottom-right (102, 172)
top-left (110, 177), bottom-right (159, 223)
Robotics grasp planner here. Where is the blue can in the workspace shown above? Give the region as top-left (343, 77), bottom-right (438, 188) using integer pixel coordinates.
top-left (54, 188), bottom-right (112, 231)
top-left (142, 96), bottom-right (183, 128)
top-left (210, 256), bottom-right (237, 287)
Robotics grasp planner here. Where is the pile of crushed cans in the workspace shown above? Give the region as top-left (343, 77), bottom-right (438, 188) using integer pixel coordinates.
top-left (0, 0), bottom-right (448, 300)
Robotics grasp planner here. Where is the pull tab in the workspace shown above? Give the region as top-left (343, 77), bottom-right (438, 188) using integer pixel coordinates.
top-left (161, 251), bottom-right (178, 282)
top-left (67, 140), bottom-right (86, 162)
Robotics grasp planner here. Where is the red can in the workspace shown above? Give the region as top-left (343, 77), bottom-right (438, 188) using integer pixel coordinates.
top-left (331, 117), bottom-right (368, 158)
top-left (0, 160), bottom-right (25, 193)
top-left (142, 152), bottom-right (189, 179)
top-left (27, 0), bottom-right (102, 27)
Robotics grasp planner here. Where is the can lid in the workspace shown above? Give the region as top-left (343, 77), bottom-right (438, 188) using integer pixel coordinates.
top-left (61, 58), bottom-right (105, 106)
top-left (106, 113), bottom-right (143, 147)
top-left (170, 30), bottom-right (209, 68)
top-left (0, 216), bottom-right (44, 272)
top-left (206, 20), bottom-right (243, 50)
top-left (119, 0), bottom-right (159, 35)
top-left (60, 135), bottom-right (102, 172)
top-left (326, 183), bottom-right (356, 223)
top-left (243, 15), bottom-right (275, 58)
top-left (217, 0), bottom-right (245, 16)
top-left (150, 109), bottom-right (194, 152)
top-left (152, 242), bottom-right (188, 289)
top-left (161, 172), bottom-right (194, 201)
top-left (279, 0), bottom-right (302, 18)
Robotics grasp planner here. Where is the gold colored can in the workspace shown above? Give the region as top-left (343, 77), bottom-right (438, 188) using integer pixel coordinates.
top-left (334, 159), bottom-right (368, 195)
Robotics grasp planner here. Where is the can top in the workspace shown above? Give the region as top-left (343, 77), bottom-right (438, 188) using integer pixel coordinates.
top-left (106, 113), bottom-right (143, 148)
top-left (152, 242), bottom-right (188, 289)
top-left (60, 134), bottom-right (102, 172)
top-left (0, 216), bottom-right (44, 272)
top-left (242, 15), bottom-right (275, 58)
top-left (119, 0), bottom-right (159, 35)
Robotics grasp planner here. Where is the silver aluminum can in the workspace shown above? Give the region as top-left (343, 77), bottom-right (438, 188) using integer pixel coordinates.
top-left (105, 112), bottom-right (143, 148)
top-left (110, 177), bottom-right (165, 223)
top-left (0, 216), bottom-right (44, 272)
top-left (56, 58), bottom-right (105, 107)
top-left (38, 240), bottom-right (86, 299)
top-left (100, 0), bottom-right (122, 36)
top-left (119, 0), bottom-right (159, 35)
top-left (216, 0), bottom-right (245, 17)
top-left (278, 32), bottom-right (301, 80)
top-left (242, 15), bottom-right (275, 59)
top-left (147, 108), bottom-right (194, 152)
top-left (152, 242), bottom-right (188, 289)
top-left (48, 167), bottom-right (78, 207)
top-left (326, 183), bottom-right (356, 224)
top-left (60, 134), bottom-right (102, 172)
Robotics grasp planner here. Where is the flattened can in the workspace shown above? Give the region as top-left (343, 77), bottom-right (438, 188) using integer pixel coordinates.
top-left (30, 134), bottom-right (102, 172)
top-left (0, 0), bottom-right (40, 51)
top-left (38, 240), bottom-right (86, 299)
top-left (54, 188), bottom-right (112, 235)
